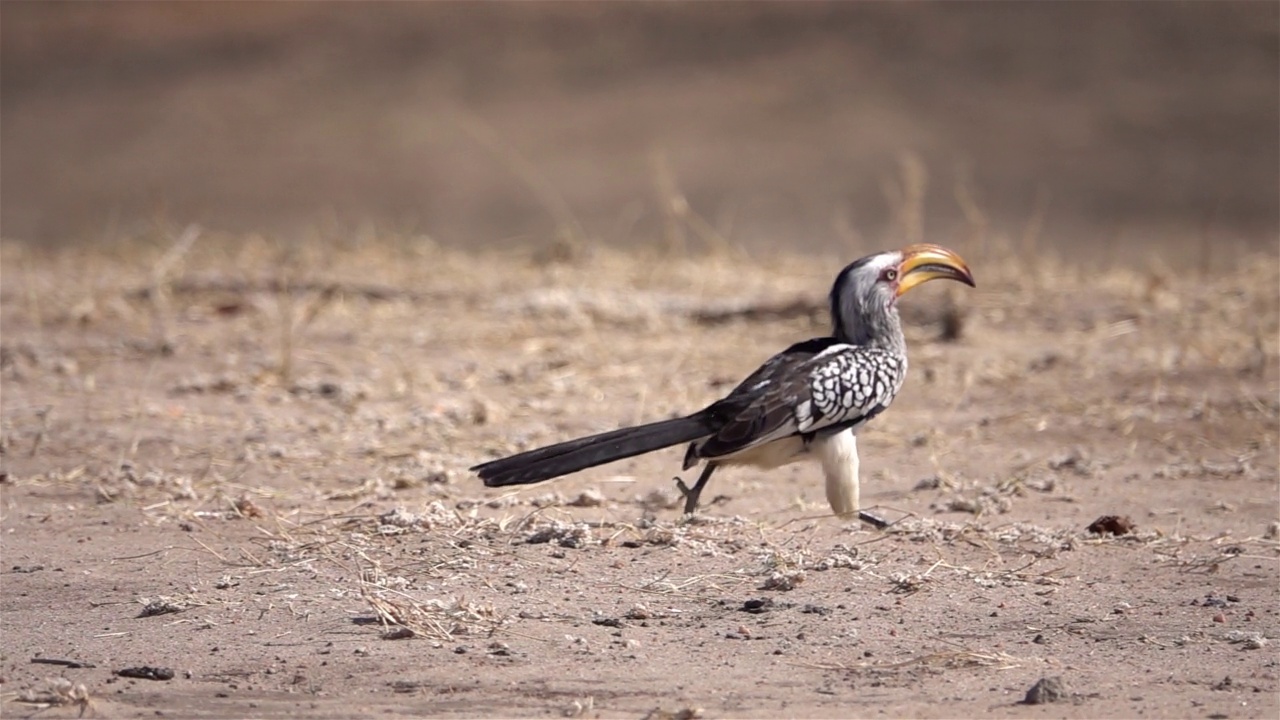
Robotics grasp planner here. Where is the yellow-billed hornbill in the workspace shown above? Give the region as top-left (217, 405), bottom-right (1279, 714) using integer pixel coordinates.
top-left (472, 244), bottom-right (975, 524)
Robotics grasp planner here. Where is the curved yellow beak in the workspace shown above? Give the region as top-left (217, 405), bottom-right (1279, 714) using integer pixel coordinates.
top-left (895, 244), bottom-right (976, 297)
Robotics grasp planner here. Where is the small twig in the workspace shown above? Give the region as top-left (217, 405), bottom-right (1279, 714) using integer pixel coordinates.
top-left (31, 658), bottom-right (96, 669)
top-left (189, 536), bottom-right (233, 564)
top-left (28, 406), bottom-right (51, 458)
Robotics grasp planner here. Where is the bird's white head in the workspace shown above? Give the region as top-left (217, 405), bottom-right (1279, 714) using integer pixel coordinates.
top-left (830, 244), bottom-right (975, 348)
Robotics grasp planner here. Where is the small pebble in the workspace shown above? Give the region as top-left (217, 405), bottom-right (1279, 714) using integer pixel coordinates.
top-left (1024, 676), bottom-right (1066, 704)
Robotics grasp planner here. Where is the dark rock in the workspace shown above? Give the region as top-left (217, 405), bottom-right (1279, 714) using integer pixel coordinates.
top-left (1023, 676), bottom-right (1066, 704)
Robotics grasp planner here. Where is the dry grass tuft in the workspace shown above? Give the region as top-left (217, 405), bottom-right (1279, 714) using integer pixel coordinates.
top-left (357, 565), bottom-right (502, 642)
top-left (793, 646), bottom-right (1025, 672)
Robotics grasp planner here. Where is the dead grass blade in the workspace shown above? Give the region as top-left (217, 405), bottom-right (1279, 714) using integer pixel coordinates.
top-left (355, 565), bottom-right (502, 642)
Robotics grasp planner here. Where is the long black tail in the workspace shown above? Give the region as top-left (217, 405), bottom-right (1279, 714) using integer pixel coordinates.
top-left (472, 413), bottom-right (714, 488)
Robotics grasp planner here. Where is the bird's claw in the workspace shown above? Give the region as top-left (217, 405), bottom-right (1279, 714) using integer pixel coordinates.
top-left (674, 476), bottom-right (701, 516)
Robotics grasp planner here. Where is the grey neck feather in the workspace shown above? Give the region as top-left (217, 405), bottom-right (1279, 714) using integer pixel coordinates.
top-left (829, 266), bottom-right (907, 356)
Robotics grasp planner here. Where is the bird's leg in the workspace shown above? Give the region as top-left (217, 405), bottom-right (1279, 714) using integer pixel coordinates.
top-left (675, 463), bottom-right (718, 515)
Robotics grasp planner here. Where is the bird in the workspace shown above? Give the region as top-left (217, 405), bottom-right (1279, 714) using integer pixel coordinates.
top-left (471, 244), bottom-right (975, 525)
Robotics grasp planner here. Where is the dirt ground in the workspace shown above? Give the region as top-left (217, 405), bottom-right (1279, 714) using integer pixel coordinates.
top-left (1, 236), bottom-right (1277, 718)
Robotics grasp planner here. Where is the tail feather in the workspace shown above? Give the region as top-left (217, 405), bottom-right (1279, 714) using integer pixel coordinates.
top-left (472, 414), bottom-right (712, 487)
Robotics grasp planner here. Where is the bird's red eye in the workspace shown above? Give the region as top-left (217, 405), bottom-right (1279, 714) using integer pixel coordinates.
top-left (881, 268), bottom-right (898, 282)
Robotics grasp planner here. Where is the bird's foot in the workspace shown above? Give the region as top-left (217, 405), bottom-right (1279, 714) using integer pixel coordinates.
top-left (674, 476), bottom-right (702, 516)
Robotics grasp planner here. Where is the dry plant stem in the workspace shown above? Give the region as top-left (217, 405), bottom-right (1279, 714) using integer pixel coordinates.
top-left (1021, 186), bottom-right (1050, 255)
top-left (27, 406), bottom-right (50, 458)
top-left (119, 358), bottom-right (159, 466)
top-left (453, 109), bottom-right (587, 249)
top-left (650, 147), bottom-right (733, 255)
top-left (650, 148), bottom-right (687, 255)
top-left (883, 152), bottom-right (928, 246)
top-left (148, 224), bottom-right (201, 352)
top-left (277, 273), bottom-right (294, 382)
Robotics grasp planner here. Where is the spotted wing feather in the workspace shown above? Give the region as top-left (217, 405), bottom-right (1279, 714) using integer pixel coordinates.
top-left (695, 341), bottom-right (904, 461)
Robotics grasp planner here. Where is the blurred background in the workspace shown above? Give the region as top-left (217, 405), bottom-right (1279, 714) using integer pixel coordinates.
top-left (2, 1), bottom-right (1276, 265)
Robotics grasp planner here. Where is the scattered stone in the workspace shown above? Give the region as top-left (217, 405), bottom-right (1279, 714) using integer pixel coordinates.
top-left (592, 616), bottom-right (624, 628)
top-left (1049, 447), bottom-right (1093, 475)
top-left (1225, 631), bottom-right (1268, 649)
top-left (638, 489), bottom-right (682, 511)
top-left (391, 679), bottom-right (423, 693)
top-left (1086, 515), bottom-right (1134, 536)
top-left (116, 666), bottom-right (174, 681)
top-left (1024, 474), bottom-right (1057, 493)
top-left (623, 604), bottom-right (653, 620)
top-left (759, 570), bottom-right (805, 591)
top-left (171, 373), bottom-right (239, 395)
top-left (1022, 676), bottom-right (1067, 704)
top-left (640, 707), bottom-right (702, 720)
top-left (914, 476), bottom-right (942, 491)
top-left (137, 598), bottom-right (188, 618)
top-left (234, 496), bottom-right (264, 518)
top-left (1028, 351), bottom-right (1061, 372)
top-left (525, 520), bottom-right (594, 548)
top-left (812, 544), bottom-right (865, 571)
top-left (741, 598), bottom-right (774, 614)
top-left (378, 507), bottom-right (422, 529)
top-left (568, 489), bottom-right (606, 507)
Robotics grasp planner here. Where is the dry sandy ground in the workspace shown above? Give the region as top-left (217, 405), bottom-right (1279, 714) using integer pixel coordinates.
top-left (1, 237), bottom-right (1277, 718)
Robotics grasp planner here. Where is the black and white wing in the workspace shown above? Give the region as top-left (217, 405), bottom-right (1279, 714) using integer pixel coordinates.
top-left (692, 337), bottom-right (905, 462)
